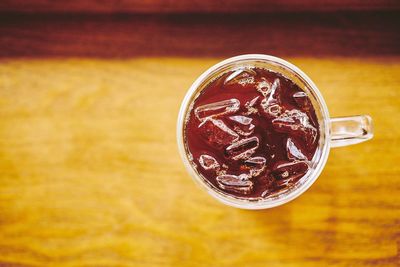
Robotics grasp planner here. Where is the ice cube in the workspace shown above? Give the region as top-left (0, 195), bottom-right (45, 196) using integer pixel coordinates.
top-left (224, 68), bottom-right (257, 86)
top-left (256, 78), bottom-right (271, 96)
top-left (302, 129), bottom-right (317, 147)
top-left (244, 96), bottom-right (259, 115)
top-left (271, 161), bottom-right (309, 183)
top-left (260, 78), bottom-right (283, 118)
top-left (218, 163), bottom-right (229, 176)
top-left (195, 98), bottom-right (240, 121)
top-left (216, 174), bottom-right (254, 194)
top-left (229, 115), bottom-right (255, 136)
top-left (272, 109), bottom-right (307, 128)
top-left (261, 189), bottom-right (272, 198)
top-left (260, 175), bottom-right (276, 197)
top-left (260, 101), bottom-right (282, 117)
top-left (238, 173), bottom-right (251, 181)
top-left (244, 156), bottom-right (266, 177)
top-left (267, 78), bottom-right (281, 101)
top-left (229, 115), bottom-right (253, 125)
top-left (225, 136), bottom-right (259, 160)
top-left (198, 118), bottom-right (239, 146)
top-left (198, 154), bottom-right (220, 171)
top-left (286, 138), bottom-right (307, 161)
top-left (293, 91), bottom-right (311, 111)
top-left (272, 109), bottom-right (318, 146)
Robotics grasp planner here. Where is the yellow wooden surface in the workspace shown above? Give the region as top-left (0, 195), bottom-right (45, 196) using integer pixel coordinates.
top-left (0, 58), bottom-right (399, 266)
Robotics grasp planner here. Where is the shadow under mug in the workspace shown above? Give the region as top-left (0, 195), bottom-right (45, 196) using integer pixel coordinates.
top-left (177, 54), bottom-right (373, 209)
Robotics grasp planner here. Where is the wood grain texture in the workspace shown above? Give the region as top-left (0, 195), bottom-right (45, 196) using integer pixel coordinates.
top-left (0, 0), bottom-right (399, 14)
top-left (0, 57), bottom-right (399, 266)
top-left (1, 12), bottom-right (399, 58)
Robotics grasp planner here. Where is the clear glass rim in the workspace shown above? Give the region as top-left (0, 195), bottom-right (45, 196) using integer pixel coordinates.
top-left (176, 54), bottom-right (331, 209)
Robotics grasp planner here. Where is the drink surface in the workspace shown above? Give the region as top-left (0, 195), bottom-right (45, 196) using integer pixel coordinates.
top-left (184, 67), bottom-right (320, 198)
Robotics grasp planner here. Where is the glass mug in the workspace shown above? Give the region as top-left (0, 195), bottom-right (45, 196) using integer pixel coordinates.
top-left (177, 54), bottom-right (373, 209)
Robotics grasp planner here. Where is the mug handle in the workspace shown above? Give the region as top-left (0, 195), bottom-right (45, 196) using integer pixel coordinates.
top-left (330, 115), bottom-right (373, 148)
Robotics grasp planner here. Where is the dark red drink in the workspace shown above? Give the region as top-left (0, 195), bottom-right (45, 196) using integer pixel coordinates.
top-left (184, 67), bottom-right (319, 198)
